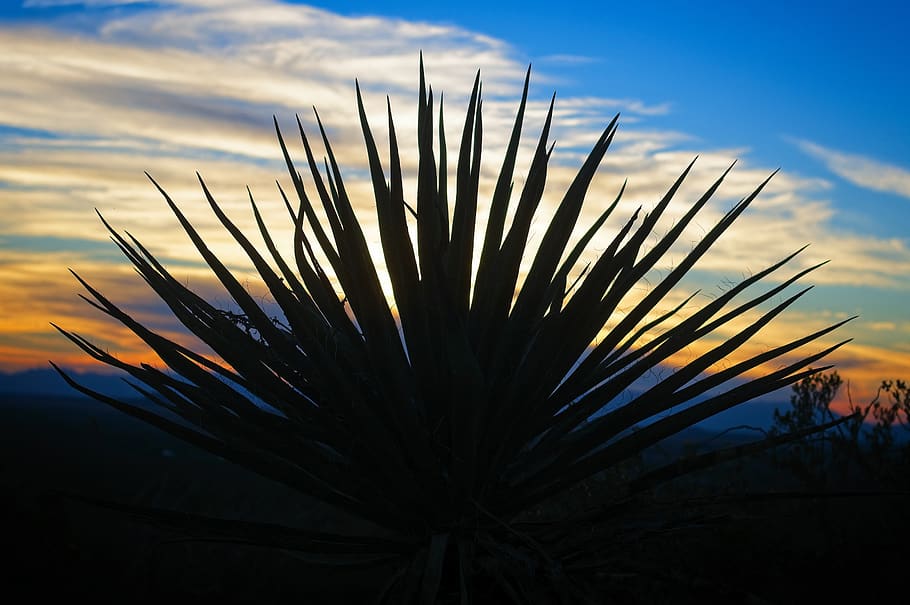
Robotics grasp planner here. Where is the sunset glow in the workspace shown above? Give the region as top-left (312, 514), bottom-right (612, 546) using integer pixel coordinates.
top-left (1, 0), bottom-right (908, 416)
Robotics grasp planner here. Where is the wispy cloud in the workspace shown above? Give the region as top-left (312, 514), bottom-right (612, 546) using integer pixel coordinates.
top-left (792, 138), bottom-right (910, 199)
top-left (0, 0), bottom-right (906, 387)
top-left (23, 0), bottom-right (146, 6)
top-left (537, 54), bottom-right (598, 65)
top-left (0, 0), bottom-right (900, 291)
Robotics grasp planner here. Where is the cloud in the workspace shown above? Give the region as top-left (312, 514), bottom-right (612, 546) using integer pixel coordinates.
top-left (0, 1), bottom-right (899, 294)
top-left (792, 138), bottom-right (910, 199)
top-left (537, 54), bottom-right (599, 66)
top-left (23, 0), bottom-right (146, 6)
top-left (867, 321), bottom-right (897, 331)
top-left (0, 0), bottom-right (905, 390)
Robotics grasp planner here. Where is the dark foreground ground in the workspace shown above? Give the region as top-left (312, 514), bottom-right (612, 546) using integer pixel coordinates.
top-left (2, 394), bottom-right (908, 603)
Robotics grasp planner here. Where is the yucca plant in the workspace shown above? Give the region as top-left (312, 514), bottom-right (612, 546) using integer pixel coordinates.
top-left (54, 58), bottom-right (854, 602)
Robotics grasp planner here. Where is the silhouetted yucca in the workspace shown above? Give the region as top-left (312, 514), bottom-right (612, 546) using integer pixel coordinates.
top-left (55, 59), bottom-right (852, 602)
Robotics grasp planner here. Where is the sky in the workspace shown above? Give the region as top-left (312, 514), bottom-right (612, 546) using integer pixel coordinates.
top-left (0, 0), bottom-right (908, 414)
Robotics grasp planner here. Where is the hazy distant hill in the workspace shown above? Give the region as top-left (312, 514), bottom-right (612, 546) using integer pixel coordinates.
top-left (1, 367), bottom-right (789, 497)
top-left (0, 365), bottom-right (789, 494)
top-left (0, 368), bottom-right (140, 399)
top-left (1, 367), bottom-right (786, 430)
top-left (1, 388), bottom-right (769, 498)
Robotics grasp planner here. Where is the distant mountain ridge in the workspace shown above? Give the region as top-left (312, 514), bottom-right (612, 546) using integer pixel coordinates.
top-left (0, 367), bottom-right (139, 399)
top-left (0, 367), bottom-right (786, 430)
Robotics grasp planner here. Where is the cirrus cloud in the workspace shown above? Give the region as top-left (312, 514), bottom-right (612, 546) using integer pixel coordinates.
top-left (792, 137), bottom-right (910, 199)
top-left (0, 0), bottom-right (907, 393)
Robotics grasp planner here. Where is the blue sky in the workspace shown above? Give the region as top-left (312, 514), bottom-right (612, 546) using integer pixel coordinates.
top-left (0, 0), bottom-right (908, 413)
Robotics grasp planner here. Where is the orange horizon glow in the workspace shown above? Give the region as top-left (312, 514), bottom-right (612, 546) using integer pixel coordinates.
top-left (1, 2), bottom-right (906, 426)
top-left (4, 277), bottom-right (905, 419)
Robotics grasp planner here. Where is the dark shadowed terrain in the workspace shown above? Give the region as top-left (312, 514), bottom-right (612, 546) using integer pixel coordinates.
top-left (2, 384), bottom-right (908, 603)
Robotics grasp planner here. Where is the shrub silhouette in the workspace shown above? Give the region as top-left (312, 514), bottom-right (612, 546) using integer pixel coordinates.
top-left (53, 59), bottom-right (854, 602)
top-left (772, 370), bottom-right (910, 490)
